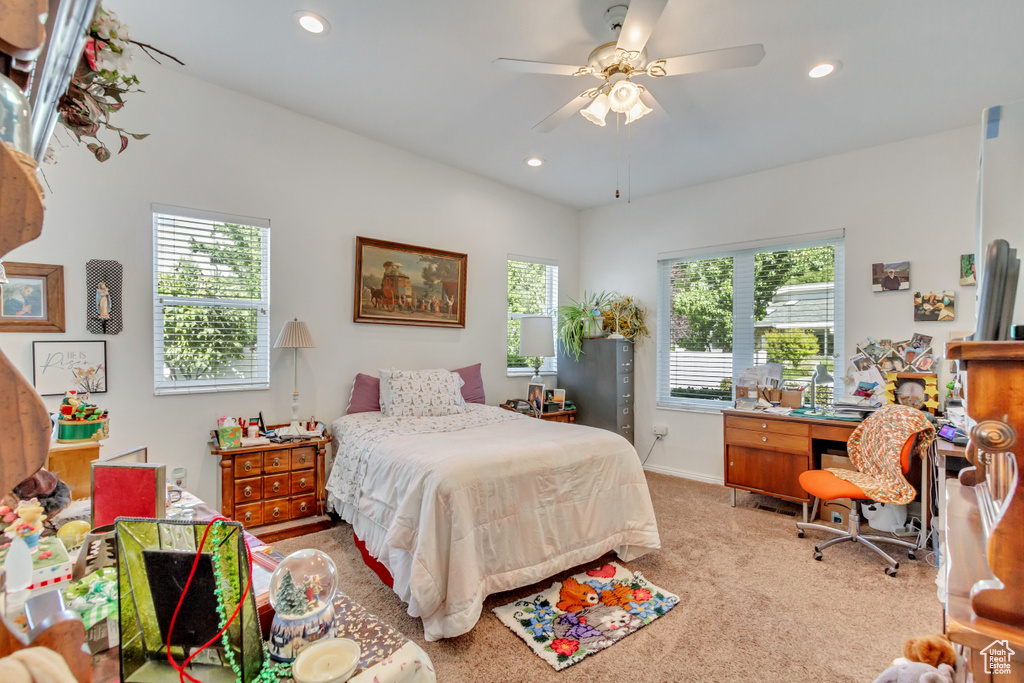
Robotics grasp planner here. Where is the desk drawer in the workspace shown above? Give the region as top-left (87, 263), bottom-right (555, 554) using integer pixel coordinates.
top-left (264, 451), bottom-right (290, 473)
top-left (725, 427), bottom-right (807, 454)
top-left (234, 454), bottom-right (262, 477)
top-left (264, 473), bottom-right (290, 498)
top-left (725, 415), bottom-right (809, 437)
top-left (291, 446), bottom-right (316, 470)
top-left (236, 502), bottom-right (262, 527)
top-left (263, 499), bottom-right (291, 524)
top-left (235, 477), bottom-right (262, 503)
top-left (726, 445), bottom-right (810, 501)
top-left (291, 471), bottom-right (314, 495)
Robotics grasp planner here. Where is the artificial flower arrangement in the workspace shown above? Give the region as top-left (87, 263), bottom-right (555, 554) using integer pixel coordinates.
top-left (56, 5), bottom-right (181, 162)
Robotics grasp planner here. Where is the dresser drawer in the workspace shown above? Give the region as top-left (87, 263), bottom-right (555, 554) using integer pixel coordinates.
top-left (264, 473), bottom-right (290, 498)
top-left (235, 477), bottom-right (262, 504)
top-left (292, 494), bottom-right (316, 519)
top-left (291, 446), bottom-right (316, 470)
top-left (234, 454), bottom-right (262, 477)
top-left (291, 471), bottom-right (315, 495)
top-left (264, 451), bottom-right (290, 473)
top-left (263, 499), bottom-right (291, 524)
top-left (236, 502), bottom-right (263, 527)
top-left (724, 415), bottom-right (809, 437)
top-left (725, 427), bottom-right (807, 454)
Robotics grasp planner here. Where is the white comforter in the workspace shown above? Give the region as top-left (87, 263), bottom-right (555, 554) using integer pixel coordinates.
top-left (326, 405), bottom-right (661, 641)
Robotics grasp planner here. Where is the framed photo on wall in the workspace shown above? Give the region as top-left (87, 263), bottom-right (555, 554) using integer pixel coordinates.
top-left (353, 236), bottom-right (467, 328)
top-left (0, 262), bottom-right (65, 332)
top-left (32, 340), bottom-right (107, 395)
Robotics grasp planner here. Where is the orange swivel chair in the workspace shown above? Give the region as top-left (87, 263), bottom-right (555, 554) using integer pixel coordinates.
top-left (796, 406), bottom-right (930, 576)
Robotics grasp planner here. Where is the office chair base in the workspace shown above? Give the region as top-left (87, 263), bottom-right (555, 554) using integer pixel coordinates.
top-left (796, 504), bottom-right (917, 575)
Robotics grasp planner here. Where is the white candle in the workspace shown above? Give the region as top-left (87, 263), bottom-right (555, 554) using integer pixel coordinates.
top-left (292, 638), bottom-right (361, 683)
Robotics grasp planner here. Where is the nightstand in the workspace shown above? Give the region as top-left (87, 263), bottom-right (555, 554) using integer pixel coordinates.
top-left (213, 429), bottom-right (334, 542)
top-left (539, 409), bottom-right (576, 424)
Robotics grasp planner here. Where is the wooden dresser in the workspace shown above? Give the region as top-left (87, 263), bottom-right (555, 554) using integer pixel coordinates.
top-left (214, 434), bottom-right (334, 542)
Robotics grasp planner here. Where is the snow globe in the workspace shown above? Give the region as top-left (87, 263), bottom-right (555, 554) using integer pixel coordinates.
top-left (267, 549), bottom-right (339, 662)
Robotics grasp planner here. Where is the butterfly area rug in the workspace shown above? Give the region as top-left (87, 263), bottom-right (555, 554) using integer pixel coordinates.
top-left (492, 562), bottom-right (680, 671)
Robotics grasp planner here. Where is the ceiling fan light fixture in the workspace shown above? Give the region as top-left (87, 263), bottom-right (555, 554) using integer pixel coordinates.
top-left (581, 93), bottom-right (612, 126)
top-left (624, 98), bottom-right (653, 125)
top-left (608, 80), bottom-right (640, 113)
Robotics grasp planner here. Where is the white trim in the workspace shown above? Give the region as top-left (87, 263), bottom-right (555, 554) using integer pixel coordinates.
top-left (151, 203), bottom-right (271, 229)
top-left (657, 228), bottom-right (845, 261)
top-left (507, 253), bottom-right (559, 267)
top-left (642, 463), bottom-right (724, 485)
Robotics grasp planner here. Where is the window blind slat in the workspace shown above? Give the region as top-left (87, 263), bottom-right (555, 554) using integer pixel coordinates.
top-left (153, 209), bottom-right (270, 396)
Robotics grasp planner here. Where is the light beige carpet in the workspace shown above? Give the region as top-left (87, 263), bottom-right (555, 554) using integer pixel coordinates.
top-left (276, 473), bottom-right (940, 682)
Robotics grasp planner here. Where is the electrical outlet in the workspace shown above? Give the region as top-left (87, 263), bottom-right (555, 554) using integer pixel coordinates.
top-left (172, 467), bottom-right (187, 489)
top-left (652, 425), bottom-right (668, 436)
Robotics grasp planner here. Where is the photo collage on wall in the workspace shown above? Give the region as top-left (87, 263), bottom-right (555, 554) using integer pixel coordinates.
top-left (871, 255), bottom-right (974, 322)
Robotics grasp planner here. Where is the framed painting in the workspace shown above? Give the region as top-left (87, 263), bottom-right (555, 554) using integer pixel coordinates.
top-left (0, 262), bottom-right (65, 332)
top-left (32, 340), bottom-right (107, 395)
top-left (353, 236), bottom-right (467, 328)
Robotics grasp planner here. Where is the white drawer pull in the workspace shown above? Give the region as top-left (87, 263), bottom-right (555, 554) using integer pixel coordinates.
top-left (622, 394), bottom-right (631, 399)
top-left (762, 423), bottom-right (767, 429)
top-left (762, 436), bottom-right (767, 442)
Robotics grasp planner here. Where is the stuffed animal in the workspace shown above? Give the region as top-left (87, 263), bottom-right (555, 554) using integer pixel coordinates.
top-left (872, 658), bottom-right (954, 683)
top-left (14, 470), bottom-right (72, 521)
top-left (556, 577), bottom-right (599, 613)
top-left (903, 634), bottom-right (956, 669)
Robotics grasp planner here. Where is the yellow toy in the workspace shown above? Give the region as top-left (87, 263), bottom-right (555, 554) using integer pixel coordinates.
top-left (56, 520), bottom-right (91, 552)
top-left (3, 498), bottom-right (47, 549)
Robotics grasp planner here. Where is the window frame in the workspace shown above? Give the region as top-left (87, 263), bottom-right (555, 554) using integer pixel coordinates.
top-left (152, 204), bottom-right (271, 396)
top-left (657, 234), bottom-right (845, 412)
top-left (506, 255), bottom-right (559, 377)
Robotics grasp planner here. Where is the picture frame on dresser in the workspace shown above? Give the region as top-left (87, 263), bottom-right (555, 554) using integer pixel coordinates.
top-left (0, 262), bottom-right (65, 332)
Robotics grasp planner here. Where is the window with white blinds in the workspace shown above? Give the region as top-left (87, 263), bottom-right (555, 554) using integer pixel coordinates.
top-left (657, 235), bottom-right (844, 410)
top-left (507, 256), bottom-right (559, 375)
top-left (153, 205), bottom-right (270, 395)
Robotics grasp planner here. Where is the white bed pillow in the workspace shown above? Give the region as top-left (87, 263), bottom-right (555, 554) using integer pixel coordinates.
top-left (380, 368), bottom-right (466, 417)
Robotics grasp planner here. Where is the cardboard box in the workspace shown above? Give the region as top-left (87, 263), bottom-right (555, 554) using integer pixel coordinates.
top-left (818, 453), bottom-right (856, 525)
top-left (780, 389), bottom-right (803, 408)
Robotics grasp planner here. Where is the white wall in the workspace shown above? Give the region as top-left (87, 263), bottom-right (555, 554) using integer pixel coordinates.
top-left (580, 126), bottom-right (980, 483)
top-left (0, 61), bottom-right (580, 505)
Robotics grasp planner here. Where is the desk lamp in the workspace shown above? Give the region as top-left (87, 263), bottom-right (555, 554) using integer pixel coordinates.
top-left (275, 318), bottom-right (315, 432)
top-left (519, 315), bottom-right (555, 384)
top-left (810, 363), bottom-right (834, 410)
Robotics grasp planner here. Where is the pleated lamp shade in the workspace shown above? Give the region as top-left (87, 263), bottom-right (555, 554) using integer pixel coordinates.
top-left (274, 318), bottom-right (315, 349)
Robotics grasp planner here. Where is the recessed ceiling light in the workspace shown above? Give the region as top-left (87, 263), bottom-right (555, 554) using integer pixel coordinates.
top-left (295, 11), bottom-right (329, 34)
top-left (525, 157), bottom-right (544, 167)
top-left (808, 61), bottom-right (841, 79)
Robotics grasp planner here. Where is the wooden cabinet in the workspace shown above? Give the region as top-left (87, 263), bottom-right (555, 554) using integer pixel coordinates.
top-left (723, 411), bottom-right (857, 505)
top-left (538, 409), bottom-right (576, 424)
top-left (215, 434), bottom-right (334, 542)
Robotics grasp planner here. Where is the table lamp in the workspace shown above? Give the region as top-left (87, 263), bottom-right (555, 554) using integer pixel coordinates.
top-left (519, 315), bottom-right (555, 384)
top-left (275, 318), bottom-right (315, 431)
top-left (810, 363), bottom-right (834, 410)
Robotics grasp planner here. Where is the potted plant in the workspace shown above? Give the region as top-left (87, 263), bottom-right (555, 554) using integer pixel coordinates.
top-left (557, 291), bottom-right (611, 361)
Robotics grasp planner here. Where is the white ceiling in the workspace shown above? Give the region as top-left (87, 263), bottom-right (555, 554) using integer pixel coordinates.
top-left (115, 0), bottom-right (1024, 209)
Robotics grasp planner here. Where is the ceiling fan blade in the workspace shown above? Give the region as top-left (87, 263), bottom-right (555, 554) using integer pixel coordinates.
top-left (656, 44), bottom-right (765, 77)
top-left (616, 0), bottom-right (669, 54)
top-left (533, 94), bottom-right (589, 133)
top-left (492, 58), bottom-right (589, 77)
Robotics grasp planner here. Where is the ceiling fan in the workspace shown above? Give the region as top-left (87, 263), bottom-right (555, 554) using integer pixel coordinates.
top-left (493, 0), bottom-right (765, 132)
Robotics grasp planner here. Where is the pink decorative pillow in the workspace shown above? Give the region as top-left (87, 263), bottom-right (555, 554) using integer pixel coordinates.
top-left (347, 373), bottom-right (381, 414)
top-left (452, 363), bottom-right (485, 404)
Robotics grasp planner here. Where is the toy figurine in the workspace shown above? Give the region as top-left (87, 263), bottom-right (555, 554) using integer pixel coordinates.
top-left (2, 498), bottom-right (47, 549)
top-left (95, 282), bottom-right (111, 319)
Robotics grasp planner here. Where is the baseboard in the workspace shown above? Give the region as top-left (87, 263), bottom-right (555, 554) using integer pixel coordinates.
top-left (642, 463), bottom-right (724, 486)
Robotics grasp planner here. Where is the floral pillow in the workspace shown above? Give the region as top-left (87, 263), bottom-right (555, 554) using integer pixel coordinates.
top-left (381, 368), bottom-right (467, 418)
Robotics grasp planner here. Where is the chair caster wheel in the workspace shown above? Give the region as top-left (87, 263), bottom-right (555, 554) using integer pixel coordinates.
top-left (813, 550), bottom-right (822, 561)
top-left (907, 551), bottom-right (916, 560)
top-left (885, 567), bottom-right (898, 577)
top-left (797, 530), bottom-right (804, 538)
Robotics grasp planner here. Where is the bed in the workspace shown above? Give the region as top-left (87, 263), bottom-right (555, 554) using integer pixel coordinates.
top-left (325, 404), bottom-right (661, 641)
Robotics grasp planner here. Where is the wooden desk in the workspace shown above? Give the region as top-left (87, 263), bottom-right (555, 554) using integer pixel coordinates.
top-left (46, 441), bottom-right (102, 499)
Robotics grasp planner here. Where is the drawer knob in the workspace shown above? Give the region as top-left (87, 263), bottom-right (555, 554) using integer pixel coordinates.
top-left (623, 377), bottom-right (630, 383)
top-left (762, 436), bottom-right (767, 442)
top-left (273, 482), bottom-right (281, 493)
top-left (300, 502), bottom-right (308, 512)
top-left (622, 393), bottom-right (631, 399)
top-left (299, 477), bottom-right (307, 488)
top-left (244, 512), bottom-right (252, 523)
top-left (273, 457), bottom-right (281, 467)
top-left (243, 486), bottom-right (252, 498)
top-left (762, 423), bottom-right (767, 429)
top-left (730, 461), bottom-right (734, 466)
top-left (272, 507), bottom-right (281, 518)
top-left (244, 461), bottom-right (252, 472)
top-left (299, 454), bottom-right (307, 463)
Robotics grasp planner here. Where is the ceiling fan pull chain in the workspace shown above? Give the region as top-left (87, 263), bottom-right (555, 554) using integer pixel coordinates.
top-left (615, 113), bottom-right (620, 199)
top-left (628, 114), bottom-right (632, 203)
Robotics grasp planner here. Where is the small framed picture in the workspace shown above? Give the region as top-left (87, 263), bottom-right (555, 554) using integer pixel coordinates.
top-left (527, 383), bottom-right (545, 411)
top-left (871, 261), bottom-right (910, 292)
top-left (553, 389), bottom-right (566, 410)
top-left (885, 372), bottom-right (939, 414)
top-left (914, 290), bottom-right (955, 322)
top-left (0, 262), bottom-right (65, 332)
top-left (33, 340), bottom-right (107, 395)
